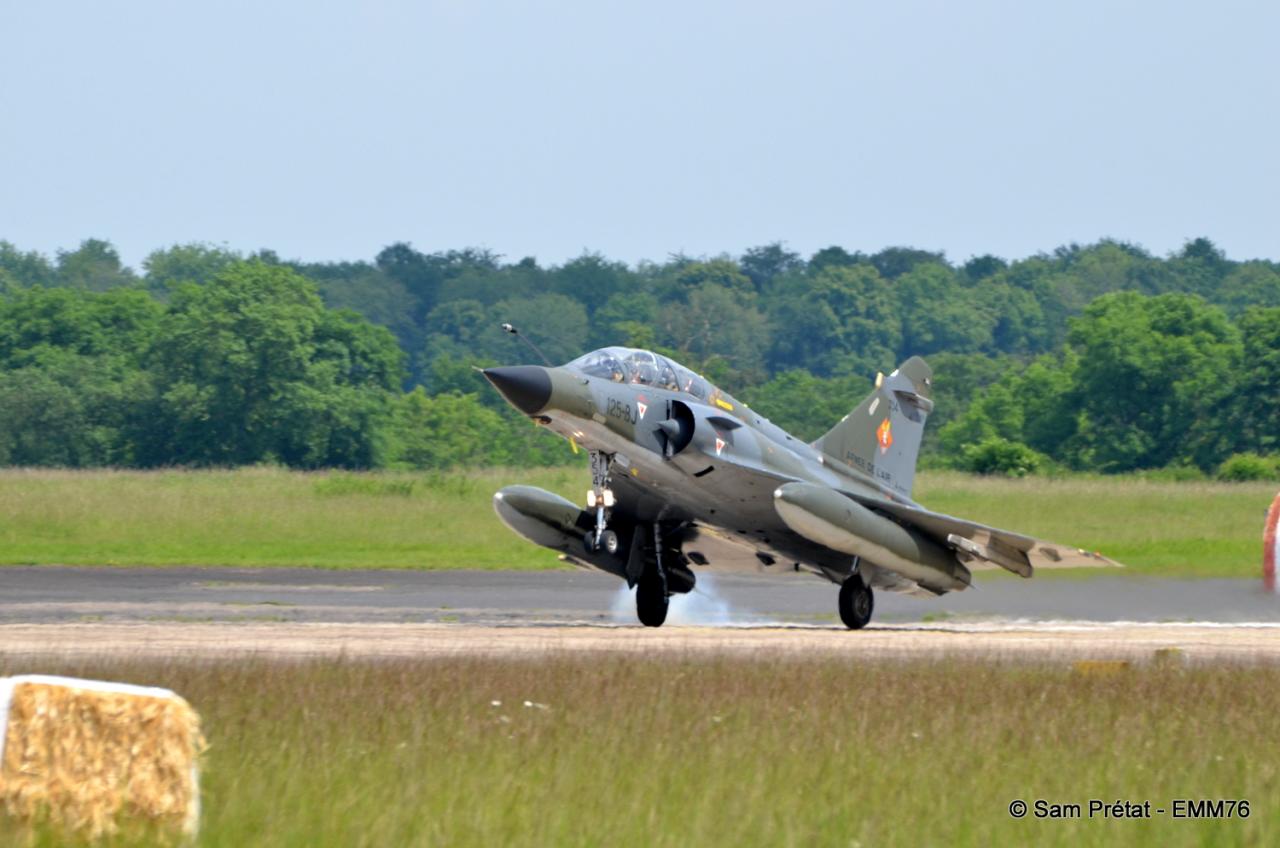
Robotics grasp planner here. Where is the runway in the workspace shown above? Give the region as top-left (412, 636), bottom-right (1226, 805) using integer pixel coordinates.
top-left (0, 567), bottom-right (1277, 664)
top-left (0, 565), bottom-right (1276, 626)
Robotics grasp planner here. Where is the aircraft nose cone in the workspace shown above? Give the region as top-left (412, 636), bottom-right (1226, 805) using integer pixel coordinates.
top-left (483, 366), bottom-right (553, 415)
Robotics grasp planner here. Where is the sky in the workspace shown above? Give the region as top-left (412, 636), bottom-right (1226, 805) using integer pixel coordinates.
top-left (2, 0), bottom-right (1277, 269)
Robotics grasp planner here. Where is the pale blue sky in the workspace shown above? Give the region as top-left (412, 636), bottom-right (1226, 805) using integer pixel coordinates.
top-left (2, 1), bottom-right (1276, 267)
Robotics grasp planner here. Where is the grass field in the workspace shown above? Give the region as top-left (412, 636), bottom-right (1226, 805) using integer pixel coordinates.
top-left (915, 472), bottom-right (1277, 578)
top-left (0, 654), bottom-right (1275, 847)
top-left (0, 467), bottom-right (1272, 576)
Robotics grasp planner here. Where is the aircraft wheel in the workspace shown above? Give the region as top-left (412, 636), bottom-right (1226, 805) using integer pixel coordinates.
top-left (838, 577), bottom-right (873, 630)
top-left (601, 529), bottom-right (620, 556)
top-left (636, 578), bottom-right (669, 627)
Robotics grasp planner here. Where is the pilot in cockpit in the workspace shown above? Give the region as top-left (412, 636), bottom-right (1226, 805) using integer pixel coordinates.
top-left (624, 351), bottom-right (658, 385)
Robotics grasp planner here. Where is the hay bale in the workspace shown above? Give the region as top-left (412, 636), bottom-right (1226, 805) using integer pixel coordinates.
top-left (0, 675), bottom-right (205, 840)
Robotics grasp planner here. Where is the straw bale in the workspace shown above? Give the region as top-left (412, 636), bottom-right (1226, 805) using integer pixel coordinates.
top-left (0, 675), bottom-right (205, 840)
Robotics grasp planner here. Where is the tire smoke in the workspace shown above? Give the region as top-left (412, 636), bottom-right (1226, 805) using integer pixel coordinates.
top-left (609, 573), bottom-right (739, 626)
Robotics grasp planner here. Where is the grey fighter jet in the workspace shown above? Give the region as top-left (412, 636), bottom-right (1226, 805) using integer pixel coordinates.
top-left (483, 346), bottom-right (1114, 628)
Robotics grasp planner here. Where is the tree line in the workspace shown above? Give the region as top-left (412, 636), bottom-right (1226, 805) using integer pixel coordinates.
top-left (0, 236), bottom-right (1277, 477)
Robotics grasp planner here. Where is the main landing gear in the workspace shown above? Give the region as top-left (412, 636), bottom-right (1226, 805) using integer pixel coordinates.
top-left (636, 574), bottom-right (669, 627)
top-left (838, 570), bottom-right (874, 630)
top-left (635, 524), bottom-right (670, 627)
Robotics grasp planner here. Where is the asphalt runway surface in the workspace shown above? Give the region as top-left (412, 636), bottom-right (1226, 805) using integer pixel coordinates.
top-left (1, 566), bottom-right (1277, 663)
top-left (0, 565), bottom-right (1276, 626)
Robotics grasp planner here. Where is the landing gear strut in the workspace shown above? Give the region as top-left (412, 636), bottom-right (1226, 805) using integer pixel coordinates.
top-left (583, 451), bottom-right (615, 553)
top-left (838, 571), bottom-right (874, 630)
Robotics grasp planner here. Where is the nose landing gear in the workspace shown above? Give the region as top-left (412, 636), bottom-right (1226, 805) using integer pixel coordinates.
top-left (583, 451), bottom-right (616, 553)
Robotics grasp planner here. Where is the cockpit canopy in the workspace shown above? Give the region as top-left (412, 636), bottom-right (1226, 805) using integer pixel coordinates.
top-left (567, 347), bottom-right (709, 400)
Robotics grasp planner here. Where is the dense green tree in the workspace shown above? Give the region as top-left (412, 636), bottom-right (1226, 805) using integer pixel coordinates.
top-left (302, 260), bottom-right (421, 381)
top-left (0, 241), bottom-right (57, 287)
top-left (55, 239), bottom-right (135, 291)
top-left (894, 264), bottom-right (993, 358)
top-left (375, 242), bottom-right (441, 317)
top-left (1, 234), bottom-right (1278, 472)
top-left (422, 248), bottom-right (509, 305)
top-left (1013, 353), bottom-right (1079, 456)
top-left (0, 286), bottom-right (161, 365)
top-left (1218, 263), bottom-right (1280, 316)
top-left (0, 286), bottom-right (162, 465)
top-left (390, 389), bottom-right (510, 468)
top-left (144, 261), bottom-right (402, 467)
top-left (1063, 293), bottom-right (1241, 471)
top-left (590, 291), bottom-right (660, 349)
top-left (918, 352), bottom-right (1010, 460)
top-left (767, 264), bottom-right (900, 377)
top-left (975, 278), bottom-right (1052, 355)
top-left (1216, 452), bottom-right (1278, 482)
top-left (807, 246), bottom-right (864, 273)
top-left (424, 294), bottom-right (587, 370)
top-left (374, 243), bottom-right (502, 319)
top-left (439, 258), bottom-right (541, 306)
top-left (936, 350), bottom-right (1079, 465)
top-left (961, 254), bottom-right (1007, 282)
top-left (1234, 307), bottom-right (1280, 456)
top-left (958, 437), bottom-right (1045, 477)
top-left (1051, 240), bottom-right (1157, 307)
top-left (0, 368), bottom-right (94, 465)
top-left (742, 370), bottom-right (871, 442)
top-left (937, 379), bottom-right (1027, 459)
top-left (670, 260), bottom-right (755, 297)
top-left (548, 253), bottom-right (634, 314)
top-left (422, 299), bottom-right (491, 363)
top-left (424, 353), bottom-right (496, 401)
top-left (143, 243), bottom-right (241, 293)
top-left (870, 247), bottom-right (945, 279)
top-left (659, 283), bottom-right (768, 386)
top-left (740, 243), bottom-right (803, 290)
top-left (492, 293), bottom-right (589, 365)
top-left (1165, 237), bottom-right (1230, 298)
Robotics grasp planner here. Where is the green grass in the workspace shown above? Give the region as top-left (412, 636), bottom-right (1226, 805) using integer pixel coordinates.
top-left (1, 654), bottom-right (1276, 847)
top-left (915, 472), bottom-right (1277, 578)
top-left (0, 467), bottom-right (1272, 576)
top-left (0, 467), bottom-right (585, 570)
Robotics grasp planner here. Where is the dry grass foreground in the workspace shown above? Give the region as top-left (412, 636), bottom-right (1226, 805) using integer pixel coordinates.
top-left (0, 653), bottom-right (1275, 847)
top-left (0, 467), bottom-right (1274, 576)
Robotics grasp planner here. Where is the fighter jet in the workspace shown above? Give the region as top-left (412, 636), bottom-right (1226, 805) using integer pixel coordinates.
top-left (483, 345), bottom-right (1114, 628)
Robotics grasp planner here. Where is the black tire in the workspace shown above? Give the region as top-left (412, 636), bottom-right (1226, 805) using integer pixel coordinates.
top-left (636, 578), bottom-right (669, 627)
top-left (601, 529), bottom-right (620, 556)
top-left (838, 577), bottom-right (874, 630)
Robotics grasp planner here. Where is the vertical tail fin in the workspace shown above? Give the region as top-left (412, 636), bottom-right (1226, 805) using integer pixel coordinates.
top-left (814, 357), bottom-right (933, 498)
